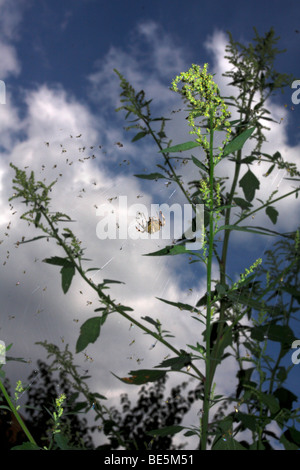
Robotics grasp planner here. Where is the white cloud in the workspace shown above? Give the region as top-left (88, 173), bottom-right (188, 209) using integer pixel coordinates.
top-left (0, 42), bottom-right (20, 79)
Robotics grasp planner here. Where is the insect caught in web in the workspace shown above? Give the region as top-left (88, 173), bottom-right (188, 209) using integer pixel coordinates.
top-left (136, 211), bottom-right (165, 234)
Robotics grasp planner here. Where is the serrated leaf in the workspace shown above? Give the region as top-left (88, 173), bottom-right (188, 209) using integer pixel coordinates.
top-left (134, 172), bottom-right (166, 180)
top-left (274, 387), bottom-right (297, 410)
top-left (54, 433), bottom-right (73, 450)
top-left (143, 244), bottom-right (195, 256)
top-left (233, 197), bottom-right (253, 210)
top-left (262, 324), bottom-right (296, 345)
top-left (236, 411), bottom-right (257, 432)
top-left (11, 442), bottom-right (41, 450)
top-left (155, 354), bottom-right (191, 370)
top-left (72, 401), bottom-right (89, 412)
top-left (132, 131), bottom-right (148, 142)
top-left (112, 369), bottom-right (166, 385)
top-left (159, 141), bottom-right (201, 153)
top-left (42, 256), bottom-right (73, 267)
top-left (60, 264), bottom-right (75, 294)
top-left (222, 127), bottom-right (255, 156)
top-left (266, 206), bottom-right (278, 224)
top-left (141, 316), bottom-right (161, 328)
top-left (156, 297), bottom-right (198, 312)
top-left (212, 436), bottom-right (247, 450)
top-left (215, 224), bottom-right (276, 237)
top-left (239, 169), bottom-right (260, 202)
top-left (259, 392), bottom-right (280, 414)
top-left (76, 317), bottom-right (103, 353)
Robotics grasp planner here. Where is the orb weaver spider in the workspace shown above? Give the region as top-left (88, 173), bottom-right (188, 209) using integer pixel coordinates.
top-left (136, 211), bottom-right (165, 234)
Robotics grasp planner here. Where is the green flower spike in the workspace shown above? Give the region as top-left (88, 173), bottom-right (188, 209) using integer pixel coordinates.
top-left (171, 63), bottom-right (232, 159)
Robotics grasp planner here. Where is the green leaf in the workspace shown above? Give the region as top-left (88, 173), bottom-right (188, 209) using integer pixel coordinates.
top-left (276, 367), bottom-right (287, 382)
top-left (233, 197), bottom-right (253, 210)
top-left (34, 212), bottom-right (41, 228)
top-left (273, 151), bottom-right (281, 161)
top-left (155, 354), bottom-right (191, 370)
top-left (141, 316), bottom-right (161, 328)
top-left (215, 224), bottom-right (276, 237)
top-left (147, 425), bottom-right (184, 437)
top-left (97, 278), bottom-right (125, 290)
top-left (112, 369), bottom-right (167, 385)
top-left (274, 387), bottom-right (297, 410)
top-left (280, 432), bottom-right (300, 450)
top-left (251, 225), bottom-right (295, 238)
top-left (93, 392), bottom-right (107, 400)
top-left (19, 235), bottom-right (49, 244)
top-left (236, 411), bottom-right (257, 432)
top-left (131, 131), bottom-right (148, 142)
top-left (159, 141), bottom-right (201, 153)
top-left (102, 279), bottom-right (125, 285)
top-left (54, 433), bottom-right (73, 450)
top-left (76, 317), bottom-right (103, 353)
top-left (212, 436), bottom-right (247, 450)
top-left (11, 442), bottom-right (41, 450)
top-left (134, 172), bottom-right (166, 180)
top-left (143, 244), bottom-right (195, 257)
top-left (239, 169), bottom-right (260, 202)
top-left (6, 356), bottom-right (28, 363)
top-left (156, 297), bottom-right (198, 312)
top-left (250, 326), bottom-right (265, 342)
top-left (240, 156), bottom-right (257, 164)
top-left (60, 264), bottom-right (75, 294)
top-left (264, 163), bottom-right (275, 176)
top-left (42, 256), bottom-right (73, 267)
top-left (184, 430), bottom-right (199, 437)
top-left (191, 155), bottom-right (208, 172)
top-left (281, 286), bottom-right (300, 304)
top-left (259, 392), bottom-right (280, 414)
top-left (116, 305), bottom-right (134, 312)
top-left (281, 427), bottom-right (300, 449)
top-left (222, 127), bottom-right (255, 156)
top-left (187, 342), bottom-right (205, 354)
top-left (266, 206), bottom-right (278, 224)
top-left (266, 324), bottom-right (296, 345)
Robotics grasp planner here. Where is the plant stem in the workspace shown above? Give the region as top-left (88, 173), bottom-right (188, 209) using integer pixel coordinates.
top-left (0, 378), bottom-right (37, 446)
top-left (200, 107), bottom-right (216, 450)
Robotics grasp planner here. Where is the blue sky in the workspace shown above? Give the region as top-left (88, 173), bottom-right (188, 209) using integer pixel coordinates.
top-left (0, 0), bottom-right (299, 449)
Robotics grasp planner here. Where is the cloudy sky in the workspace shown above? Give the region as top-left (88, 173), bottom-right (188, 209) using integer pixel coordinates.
top-left (0, 0), bottom-right (299, 449)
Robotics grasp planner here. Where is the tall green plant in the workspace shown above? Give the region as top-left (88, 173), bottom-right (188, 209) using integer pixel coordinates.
top-left (3, 27), bottom-right (300, 450)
